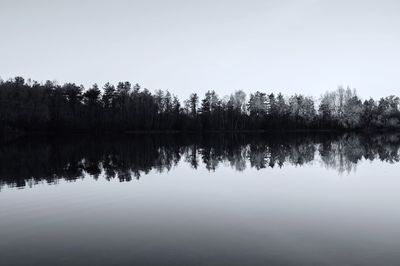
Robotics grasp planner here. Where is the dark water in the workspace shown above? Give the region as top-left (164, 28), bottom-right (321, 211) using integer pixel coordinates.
top-left (1, 133), bottom-right (400, 266)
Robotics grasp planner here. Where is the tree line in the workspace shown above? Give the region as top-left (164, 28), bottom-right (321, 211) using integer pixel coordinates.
top-left (1, 76), bottom-right (400, 133)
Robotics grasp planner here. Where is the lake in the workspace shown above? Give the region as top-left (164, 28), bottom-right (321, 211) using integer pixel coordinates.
top-left (1, 133), bottom-right (400, 266)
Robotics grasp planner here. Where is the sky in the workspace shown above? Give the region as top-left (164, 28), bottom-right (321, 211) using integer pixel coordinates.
top-left (0, 0), bottom-right (399, 100)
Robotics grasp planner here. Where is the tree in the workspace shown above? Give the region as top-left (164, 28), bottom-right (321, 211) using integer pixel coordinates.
top-left (342, 95), bottom-right (364, 128)
top-left (289, 95), bottom-right (316, 126)
top-left (200, 91), bottom-right (220, 130)
top-left (189, 93), bottom-right (199, 117)
top-left (248, 91), bottom-right (267, 117)
top-left (83, 84), bottom-right (101, 106)
top-left (276, 93), bottom-right (288, 118)
top-left (230, 90), bottom-right (247, 114)
top-left (267, 93), bottom-right (276, 116)
top-left (102, 82), bottom-right (116, 109)
top-left (201, 91), bottom-right (218, 115)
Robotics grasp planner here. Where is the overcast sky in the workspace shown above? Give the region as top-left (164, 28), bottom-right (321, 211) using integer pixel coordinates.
top-left (1, 0), bottom-right (399, 99)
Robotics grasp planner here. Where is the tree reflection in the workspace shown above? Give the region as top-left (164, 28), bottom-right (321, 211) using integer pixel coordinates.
top-left (1, 133), bottom-right (400, 189)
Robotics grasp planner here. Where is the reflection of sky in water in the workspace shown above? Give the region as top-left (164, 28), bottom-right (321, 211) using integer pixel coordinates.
top-left (1, 147), bottom-right (400, 265)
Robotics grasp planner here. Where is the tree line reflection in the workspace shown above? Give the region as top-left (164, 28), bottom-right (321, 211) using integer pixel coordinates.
top-left (1, 133), bottom-right (400, 189)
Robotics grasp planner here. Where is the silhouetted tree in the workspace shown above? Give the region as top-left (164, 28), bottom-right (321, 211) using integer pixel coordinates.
top-left (1, 77), bottom-right (400, 134)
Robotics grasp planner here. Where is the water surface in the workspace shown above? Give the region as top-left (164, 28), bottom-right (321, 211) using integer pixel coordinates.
top-left (1, 133), bottom-right (400, 265)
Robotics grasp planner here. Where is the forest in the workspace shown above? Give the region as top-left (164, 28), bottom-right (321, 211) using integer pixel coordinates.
top-left (1, 76), bottom-right (400, 134)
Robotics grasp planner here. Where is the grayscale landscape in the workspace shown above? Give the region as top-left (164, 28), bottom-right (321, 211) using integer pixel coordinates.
top-left (1, 1), bottom-right (400, 265)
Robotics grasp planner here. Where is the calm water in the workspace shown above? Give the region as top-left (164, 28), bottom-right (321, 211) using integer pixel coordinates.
top-left (1, 133), bottom-right (400, 266)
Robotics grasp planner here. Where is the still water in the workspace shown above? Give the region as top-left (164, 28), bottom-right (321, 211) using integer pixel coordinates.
top-left (1, 133), bottom-right (400, 266)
